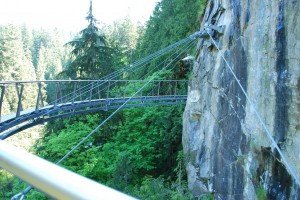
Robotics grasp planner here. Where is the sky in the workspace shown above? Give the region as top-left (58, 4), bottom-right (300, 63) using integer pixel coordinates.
top-left (0, 0), bottom-right (159, 33)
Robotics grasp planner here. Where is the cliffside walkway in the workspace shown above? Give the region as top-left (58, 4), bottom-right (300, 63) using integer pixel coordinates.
top-left (0, 31), bottom-right (200, 199)
top-left (0, 80), bottom-right (187, 139)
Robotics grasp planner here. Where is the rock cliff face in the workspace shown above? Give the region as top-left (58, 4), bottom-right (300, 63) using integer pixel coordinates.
top-left (183, 0), bottom-right (300, 199)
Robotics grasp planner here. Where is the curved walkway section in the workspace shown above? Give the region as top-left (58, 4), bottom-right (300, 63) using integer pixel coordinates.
top-left (0, 95), bottom-right (187, 139)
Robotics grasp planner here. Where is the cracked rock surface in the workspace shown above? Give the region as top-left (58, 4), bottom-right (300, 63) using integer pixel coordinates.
top-left (183, 0), bottom-right (300, 199)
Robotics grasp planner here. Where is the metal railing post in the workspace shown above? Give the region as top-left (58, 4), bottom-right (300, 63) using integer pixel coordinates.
top-left (97, 81), bottom-right (101, 99)
top-left (157, 81), bottom-right (160, 96)
top-left (89, 82), bottom-right (94, 102)
top-left (16, 83), bottom-right (24, 117)
top-left (106, 81), bottom-right (110, 99)
top-left (36, 82), bottom-right (44, 111)
top-left (174, 81), bottom-right (178, 96)
top-left (0, 85), bottom-right (5, 122)
top-left (72, 82), bottom-right (78, 104)
top-left (54, 83), bottom-right (59, 106)
top-left (123, 81), bottom-right (127, 98)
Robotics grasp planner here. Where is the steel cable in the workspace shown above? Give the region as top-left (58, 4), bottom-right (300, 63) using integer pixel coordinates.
top-left (13, 35), bottom-right (197, 199)
top-left (207, 30), bottom-right (300, 186)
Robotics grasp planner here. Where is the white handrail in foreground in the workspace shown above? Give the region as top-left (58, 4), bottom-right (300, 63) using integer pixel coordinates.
top-left (0, 140), bottom-right (136, 200)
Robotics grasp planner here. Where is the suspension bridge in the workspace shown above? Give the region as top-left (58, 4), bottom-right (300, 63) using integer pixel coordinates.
top-left (0, 27), bottom-right (299, 199)
top-left (0, 30), bottom-right (199, 199)
top-left (0, 29), bottom-right (201, 141)
top-left (0, 80), bottom-right (187, 139)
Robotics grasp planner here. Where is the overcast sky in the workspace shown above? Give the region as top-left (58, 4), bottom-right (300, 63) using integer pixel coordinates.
top-left (0, 0), bottom-right (159, 32)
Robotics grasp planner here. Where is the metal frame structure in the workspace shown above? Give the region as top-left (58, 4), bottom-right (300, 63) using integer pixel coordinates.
top-left (0, 95), bottom-right (187, 139)
top-left (0, 80), bottom-right (187, 139)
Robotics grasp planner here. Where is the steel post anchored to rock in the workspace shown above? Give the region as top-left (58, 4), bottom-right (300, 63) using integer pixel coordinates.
top-left (0, 140), bottom-right (136, 200)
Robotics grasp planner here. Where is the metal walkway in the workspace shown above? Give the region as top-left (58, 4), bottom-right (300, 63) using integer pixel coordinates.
top-left (0, 80), bottom-right (187, 139)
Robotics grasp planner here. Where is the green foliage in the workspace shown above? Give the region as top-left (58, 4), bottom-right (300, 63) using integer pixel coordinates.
top-left (130, 177), bottom-right (193, 200)
top-left (256, 186), bottom-right (267, 200)
top-left (104, 17), bottom-right (143, 69)
top-left (25, 191), bottom-right (47, 200)
top-left (199, 193), bottom-right (214, 200)
top-left (0, 170), bottom-right (14, 199)
top-left (0, 170), bottom-right (47, 200)
top-left (133, 0), bottom-right (206, 78)
top-left (35, 115), bottom-right (102, 176)
top-left (88, 106), bottom-right (184, 185)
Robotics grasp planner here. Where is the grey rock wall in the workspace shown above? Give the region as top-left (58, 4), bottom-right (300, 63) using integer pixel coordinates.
top-left (183, 0), bottom-right (300, 199)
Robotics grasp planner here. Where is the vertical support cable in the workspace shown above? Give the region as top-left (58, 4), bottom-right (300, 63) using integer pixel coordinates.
top-left (54, 83), bottom-right (59, 106)
top-left (58, 82), bottom-right (62, 103)
top-left (16, 83), bottom-right (24, 118)
top-left (97, 81), bottom-right (101, 99)
top-left (72, 82), bottom-right (78, 104)
top-left (35, 82), bottom-right (44, 111)
top-left (157, 81), bottom-right (161, 96)
top-left (123, 81), bottom-right (127, 98)
top-left (89, 82), bottom-right (94, 102)
top-left (107, 81), bottom-right (110, 99)
top-left (0, 85), bottom-right (5, 122)
top-left (140, 81), bottom-right (143, 98)
top-left (150, 81), bottom-right (154, 96)
top-left (79, 82), bottom-right (83, 101)
top-left (174, 81), bottom-right (178, 96)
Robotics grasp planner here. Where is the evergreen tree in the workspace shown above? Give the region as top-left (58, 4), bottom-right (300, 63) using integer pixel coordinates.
top-left (0, 25), bottom-right (36, 81)
top-left (31, 29), bottom-right (50, 71)
top-left (30, 29), bottom-right (65, 80)
top-left (0, 25), bottom-right (37, 114)
top-left (21, 25), bottom-right (33, 60)
top-left (63, 0), bottom-right (113, 79)
top-left (46, 29), bottom-right (65, 78)
top-left (104, 17), bottom-right (143, 69)
top-left (36, 45), bottom-right (47, 80)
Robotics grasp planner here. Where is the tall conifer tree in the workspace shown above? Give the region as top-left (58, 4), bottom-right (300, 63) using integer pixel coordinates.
top-left (0, 25), bottom-right (37, 113)
top-left (64, 0), bottom-right (112, 79)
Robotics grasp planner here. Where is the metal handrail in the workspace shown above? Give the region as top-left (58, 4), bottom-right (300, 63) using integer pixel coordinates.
top-left (0, 140), bottom-right (136, 200)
